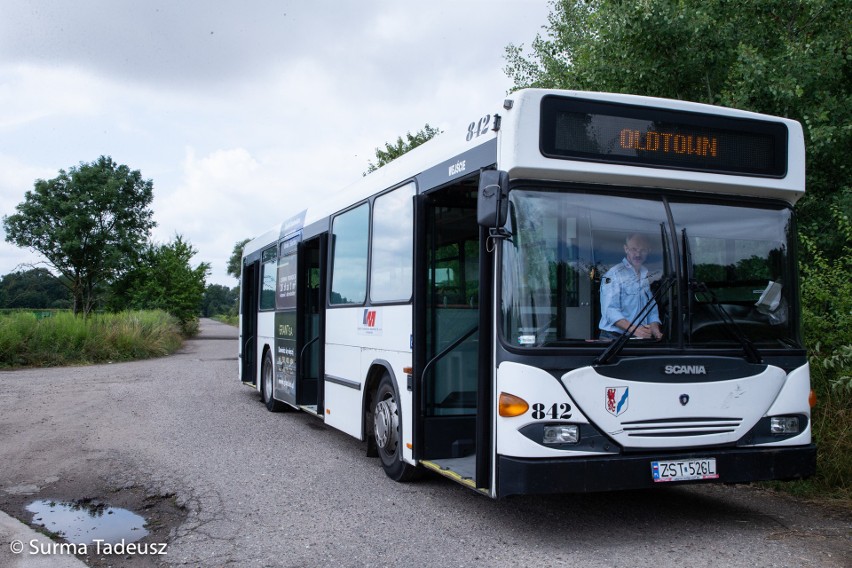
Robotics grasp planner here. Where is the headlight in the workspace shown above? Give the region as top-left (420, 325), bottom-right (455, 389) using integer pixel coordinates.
top-left (543, 425), bottom-right (579, 444)
top-left (770, 416), bottom-right (800, 435)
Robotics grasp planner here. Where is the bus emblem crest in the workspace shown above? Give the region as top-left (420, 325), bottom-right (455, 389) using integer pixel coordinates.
top-left (605, 387), bottom-right (629, 417)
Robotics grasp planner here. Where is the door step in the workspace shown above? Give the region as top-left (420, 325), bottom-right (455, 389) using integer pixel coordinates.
top-left (421, 456), bottom-right (489, 496)
top-left (299, 405), bottom-right (321, 417)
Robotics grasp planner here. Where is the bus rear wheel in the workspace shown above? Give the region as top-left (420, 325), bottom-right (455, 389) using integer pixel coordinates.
top-left (261, 350), bottom-right (285, 412)
top-left (373, 373), bottom-right (418, 481)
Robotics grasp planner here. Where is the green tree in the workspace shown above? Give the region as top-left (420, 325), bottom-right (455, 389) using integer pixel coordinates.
top-left (505, 0), bottom-right (851, 254)
top-left (3, 156), bottom-right (156, 315)
top-left (227, 238), bottom-right (251, 280)
top-left (201, 284), bottom-right (238, 317)
top-left (115, 235), bottom-right (210, 334)
top-left (0, 268), bottom-right (71, 309)
top-left (364, 124), bottom-right (442, 175)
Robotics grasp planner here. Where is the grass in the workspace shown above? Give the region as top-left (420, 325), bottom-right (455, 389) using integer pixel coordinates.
top-left (211, 313), bottom-right (238, 327)
top-left (763, 397), bottom-right (851, 506)
top-left (0, 310), bottom-right (183, 368)
top-left (779, 362), bottom-right (852, 504)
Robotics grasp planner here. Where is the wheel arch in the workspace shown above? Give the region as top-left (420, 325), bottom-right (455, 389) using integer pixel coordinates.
top-left (363, 359), bottom-right (398, 441)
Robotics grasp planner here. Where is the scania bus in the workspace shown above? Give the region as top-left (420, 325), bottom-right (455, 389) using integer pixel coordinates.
top-left (239, 89), bottom-right (816, 497)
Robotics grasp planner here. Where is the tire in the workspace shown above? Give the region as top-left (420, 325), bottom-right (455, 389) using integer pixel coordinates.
top-left (261, 350), bottom-right (285, 412)
top-left (372, 372), bottom-right (419, 481)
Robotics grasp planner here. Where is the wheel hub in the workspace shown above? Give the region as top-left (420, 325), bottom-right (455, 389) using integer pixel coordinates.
top-left (374, 397), bottom-right (398, 452)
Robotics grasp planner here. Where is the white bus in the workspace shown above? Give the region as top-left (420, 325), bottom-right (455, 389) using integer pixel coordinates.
top-left (239, 89), bottom-right (816, 497)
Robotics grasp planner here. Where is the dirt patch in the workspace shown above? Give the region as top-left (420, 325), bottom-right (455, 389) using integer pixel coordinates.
top-left (1, 472), bottom-right (186, 567)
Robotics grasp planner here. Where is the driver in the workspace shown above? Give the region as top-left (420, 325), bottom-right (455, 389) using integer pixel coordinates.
top-left (599, 233), bottom-right (663, 340)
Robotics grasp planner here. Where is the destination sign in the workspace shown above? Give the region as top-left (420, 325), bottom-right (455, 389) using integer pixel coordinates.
top-left (540, 96), bottom-right (787, 177)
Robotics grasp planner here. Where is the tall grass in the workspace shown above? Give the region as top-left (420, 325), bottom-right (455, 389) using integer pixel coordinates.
top-left (808, 370), bottom-right (852, 501)
top-left (211, 314), bottom-right (238, 327)
top-left (0, 310), bottom-right (183, 368)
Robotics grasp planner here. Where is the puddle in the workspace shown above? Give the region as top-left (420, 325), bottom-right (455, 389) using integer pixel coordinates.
top-left (26, 499), bottom-right (149, 545)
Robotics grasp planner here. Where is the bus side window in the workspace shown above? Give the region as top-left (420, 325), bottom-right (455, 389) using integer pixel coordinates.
top-left (330, 203), bottom-right (370, 306)
top-left (370, 183), bottom-right (415, 303)
top-left (259, 247), bottom-right (277, 310)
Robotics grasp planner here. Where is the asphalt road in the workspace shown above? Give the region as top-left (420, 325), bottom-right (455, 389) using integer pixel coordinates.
top-left (0, 319), bottom-right (849, 567)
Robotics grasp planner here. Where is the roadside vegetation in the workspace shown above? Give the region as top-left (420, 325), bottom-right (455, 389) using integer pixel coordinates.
top-left (1, 157), bottom-right (212, 355)
top-left (795, 207), bottom-right (852, 501)
top-left (0, 310), bottom-right (183, 368)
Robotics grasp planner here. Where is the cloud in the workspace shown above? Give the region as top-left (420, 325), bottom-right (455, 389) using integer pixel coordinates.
top-left (152, 145), bottom-right (345, 285)
top-left (0, 0), bottom-right (552, 288)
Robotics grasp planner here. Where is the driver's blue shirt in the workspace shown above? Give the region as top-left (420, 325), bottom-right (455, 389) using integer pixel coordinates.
top-left (599, 258), bottom-right (661, 333)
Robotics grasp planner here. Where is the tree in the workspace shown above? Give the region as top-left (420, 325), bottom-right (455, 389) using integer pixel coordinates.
top-left (0, 268), bottom-right (71, 309)
top-left (3, 156), bottom-right (156, 315)
top-left (364, 124), bottom-right (442, 175)
top-left (113, 235), bottom-right (210, 334)
top-left (505, 0), bottom-right (851, 254)
top-left (201, 284), bottom-right (238, 317)
top-left (227, 238), bottom-right (251, 280)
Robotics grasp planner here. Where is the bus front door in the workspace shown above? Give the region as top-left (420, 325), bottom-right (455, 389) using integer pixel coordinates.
top-left (416, 178), bottom-right (492, 493)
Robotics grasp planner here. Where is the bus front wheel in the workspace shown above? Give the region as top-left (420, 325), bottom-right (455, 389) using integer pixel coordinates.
top-left (373, 373), bottom-right (418, 482)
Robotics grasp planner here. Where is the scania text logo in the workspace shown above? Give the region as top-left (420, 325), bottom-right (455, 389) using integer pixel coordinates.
top-left (664, 365), bottom-right (707, 375)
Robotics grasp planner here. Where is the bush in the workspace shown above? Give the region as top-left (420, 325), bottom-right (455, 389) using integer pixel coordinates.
top-left (0, 310), bottom-right (183, 368)
top-left (108, 235), bottom-right (209, 335)
top-left (799, 206), bottom-right (852, 499)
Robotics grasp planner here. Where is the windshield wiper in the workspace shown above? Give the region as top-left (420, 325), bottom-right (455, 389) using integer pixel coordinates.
top-left (690, 280), bottom-right (763, 364)
top-left (681, 228), bottom-right (762, 364)
top-left (594, 274), bottom-right (676, 366)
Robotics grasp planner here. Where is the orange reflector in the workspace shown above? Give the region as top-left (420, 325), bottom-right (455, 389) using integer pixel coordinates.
top-left (326, 408), bottom-right (331, 414)
top-left (499, 392), bottom-right (529, 417)
top-left (406, 443), bottom-right (413, 450)
top-left (809, 389), bottom-right (817, 408)
top-left (403, 366), bottom-right (413, 375)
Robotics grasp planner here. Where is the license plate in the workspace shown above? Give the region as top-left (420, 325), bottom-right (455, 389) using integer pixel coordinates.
top-left (651, 458), bottom-right (719, 482)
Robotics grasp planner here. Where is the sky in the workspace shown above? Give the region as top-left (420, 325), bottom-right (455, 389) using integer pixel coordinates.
top-left (0, 0), bottom-right (551, 287)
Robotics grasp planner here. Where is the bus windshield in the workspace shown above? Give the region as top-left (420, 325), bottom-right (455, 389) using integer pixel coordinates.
top-left (500, 189), bottom-right (799, 350)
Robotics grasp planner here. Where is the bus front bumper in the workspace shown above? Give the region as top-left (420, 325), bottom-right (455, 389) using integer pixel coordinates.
top-left (496, 444), bottom-right (816, 497)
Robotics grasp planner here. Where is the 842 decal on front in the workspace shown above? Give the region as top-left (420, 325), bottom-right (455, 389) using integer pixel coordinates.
top-left (530, 403), bottom-right (572, 420)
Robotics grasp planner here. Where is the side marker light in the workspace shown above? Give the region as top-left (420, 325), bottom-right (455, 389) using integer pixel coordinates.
top-left (499, 392), bottom-right (529, 417)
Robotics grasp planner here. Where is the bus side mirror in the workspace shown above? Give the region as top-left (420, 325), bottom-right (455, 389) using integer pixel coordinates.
top-left (477, 170), bottom-right (509, 228)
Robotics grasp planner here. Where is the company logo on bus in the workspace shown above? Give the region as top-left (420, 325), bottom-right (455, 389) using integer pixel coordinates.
top-left (357, 308), bottom-right (382, 336)
top-left (605, 387), bottom-right (629, 417)
top-left (664, 365), bottom-right (707, 375)
top-left (363, 309), bottom-right (377, 327)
